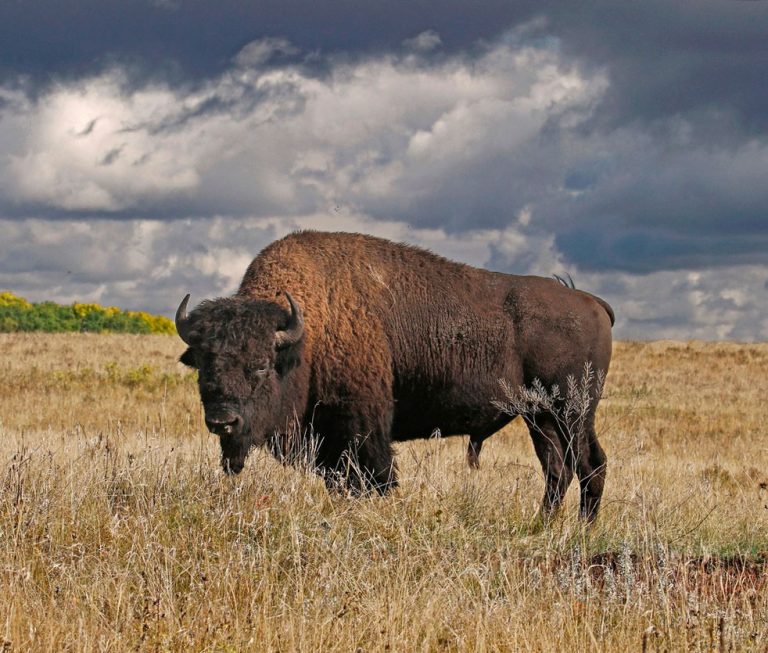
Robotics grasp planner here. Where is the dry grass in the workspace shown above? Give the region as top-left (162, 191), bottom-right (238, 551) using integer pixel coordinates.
top-left (1, 334), bottom-right (768, 651)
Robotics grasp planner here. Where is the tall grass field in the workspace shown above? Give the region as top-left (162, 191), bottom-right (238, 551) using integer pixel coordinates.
top-left (1, 333), bottom-right (767, 651)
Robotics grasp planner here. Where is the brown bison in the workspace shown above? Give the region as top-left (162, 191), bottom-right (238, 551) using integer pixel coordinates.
top-left (175, 231), bottom-right (614, 520)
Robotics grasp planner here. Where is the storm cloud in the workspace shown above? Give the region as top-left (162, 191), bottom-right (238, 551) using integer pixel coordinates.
top-left (0, 1), bottom-right (767, 339)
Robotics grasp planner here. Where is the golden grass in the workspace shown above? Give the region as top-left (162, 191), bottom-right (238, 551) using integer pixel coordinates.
top-left (1, 334), bottom-right (767, 651)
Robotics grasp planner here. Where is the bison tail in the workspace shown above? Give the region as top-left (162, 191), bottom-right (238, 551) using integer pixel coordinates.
top-left (552, 273), bottom-right (615, 327)
top-left (593, 296), bottom-right (615, 327)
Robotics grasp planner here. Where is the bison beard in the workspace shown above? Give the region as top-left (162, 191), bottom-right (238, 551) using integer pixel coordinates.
top-left (219, 433), bottom-right (249, 475)
top-left (175, 231), bottom-right (614, 522)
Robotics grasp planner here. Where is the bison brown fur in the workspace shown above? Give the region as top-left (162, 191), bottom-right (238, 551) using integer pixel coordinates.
top-left (176, 231), bottom-right (614, 520)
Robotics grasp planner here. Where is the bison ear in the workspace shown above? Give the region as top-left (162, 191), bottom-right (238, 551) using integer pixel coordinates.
top-left (179, 347), bottom-right (198, 368)
top-left (275, 345), bottom-right (301, 377)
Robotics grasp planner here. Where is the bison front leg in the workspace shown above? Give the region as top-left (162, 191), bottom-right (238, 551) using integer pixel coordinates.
top-left (318, 437), bottom-right (397, 496)
top-left (346, 433), bottom-right (398, 495)
top-left (524, 416), bottom-right (574, 520)
top-left (313, 406), bottom-right (398, 496)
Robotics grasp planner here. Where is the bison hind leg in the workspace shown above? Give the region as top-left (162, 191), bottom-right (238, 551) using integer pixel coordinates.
top-left (524, 415), bottom-right (575, 521)
top-left (576, 419), bottom-right (607, 522)
top-left (525, 410), bottom-right (607, 522)
top-left (467, 434), bottom-right (485, 469)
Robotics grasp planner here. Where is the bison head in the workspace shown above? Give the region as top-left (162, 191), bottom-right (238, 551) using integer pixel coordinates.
top-left (175, 292), bottom-right (304, 474)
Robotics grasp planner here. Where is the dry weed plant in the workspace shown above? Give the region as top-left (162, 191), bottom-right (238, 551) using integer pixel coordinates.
top-left (492, 361), bottom-right (606, 484)
top-left (1, 334), bottom-right (768, 651)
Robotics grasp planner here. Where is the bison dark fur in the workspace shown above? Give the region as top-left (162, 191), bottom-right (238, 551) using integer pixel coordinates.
top-left (176, 231), bottom-right (614, 520)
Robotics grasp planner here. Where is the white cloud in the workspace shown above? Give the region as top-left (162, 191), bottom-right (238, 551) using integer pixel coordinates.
top-left (0, 211), bottom-right (766, 341)
top-left (581, 265), bottom-right (768, 341)
top-left (0, 37), bottom-right (606, 218)
top-left (0, 213), bottom-right (520, 314)
top-left (4, 75), bottom-right (202, 211)
top-left (403, 30), bottom-right (443, 53)
top-left (234, 38), bottom-right (299, 68)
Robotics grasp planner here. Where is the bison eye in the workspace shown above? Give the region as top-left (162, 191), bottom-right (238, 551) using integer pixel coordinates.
top-left (249, 361), bottom-right (271, 377)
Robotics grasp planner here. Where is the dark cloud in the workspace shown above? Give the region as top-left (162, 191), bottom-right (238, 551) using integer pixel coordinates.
top-left (0, 1), bottom-right (539, 90)
top-left (5, 1), bottom-right (768, 137)
top-left (533, 126), bottom-right (768, 273)
top-left (556, 229), bottom-right (768, 274)
top-left (548, 0), bottom-right (768, 135)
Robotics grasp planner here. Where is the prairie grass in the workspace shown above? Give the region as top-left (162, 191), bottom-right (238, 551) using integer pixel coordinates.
top-left (1, 334), bottom-right (767, 651)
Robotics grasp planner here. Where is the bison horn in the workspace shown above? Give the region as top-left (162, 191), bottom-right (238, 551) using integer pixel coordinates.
top-left (275, 292), bottom-right (304, 348)
top-left (175, 294), bottom-right (193, 344)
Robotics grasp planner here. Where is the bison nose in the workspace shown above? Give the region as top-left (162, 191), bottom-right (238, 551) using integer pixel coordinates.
top-left (205, 414), bottom-right (243, 436)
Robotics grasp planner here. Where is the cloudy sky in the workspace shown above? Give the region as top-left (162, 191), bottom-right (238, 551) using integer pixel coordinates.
top-left (1, 0), bottom-right (767, 340)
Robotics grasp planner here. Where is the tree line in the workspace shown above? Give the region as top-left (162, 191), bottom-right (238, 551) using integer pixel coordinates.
top-left (0, 292), bottom-right (175, 334)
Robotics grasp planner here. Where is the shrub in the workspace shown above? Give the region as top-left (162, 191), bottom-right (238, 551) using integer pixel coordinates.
top-left (0, 291), bottom-right (32, 309)
top-left (0, 291), bottom-right (175, 335)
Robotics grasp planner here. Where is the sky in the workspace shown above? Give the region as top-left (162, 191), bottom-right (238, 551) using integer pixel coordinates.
top-left (1, 0), bottom-right (767, 340)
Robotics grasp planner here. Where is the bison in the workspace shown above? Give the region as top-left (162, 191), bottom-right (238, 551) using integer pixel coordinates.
top-left (175, 231), bottom-right (614, 520)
